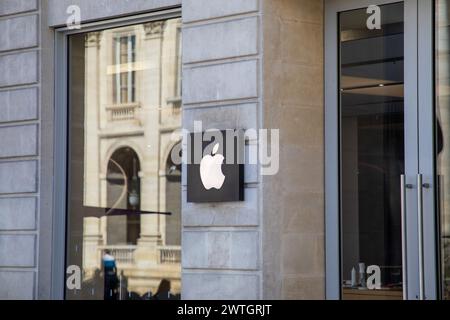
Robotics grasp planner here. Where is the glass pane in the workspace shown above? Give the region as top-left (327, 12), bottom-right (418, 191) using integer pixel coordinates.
top-left (436, 0), bottom-right (450, 301)
top-left (340, 3), bottom-right (405, 300)
top-left (66, 19), bottom-right (182, 300)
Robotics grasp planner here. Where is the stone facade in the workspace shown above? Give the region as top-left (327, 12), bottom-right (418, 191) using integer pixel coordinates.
top-left (0, 0), bottom-right (327, 300)
top-left (262, 0), bottom-right (325, 300)
top-left (181, 0), bottom-right (263, 300)
top-left (0, 0), bottom-right (40, 300)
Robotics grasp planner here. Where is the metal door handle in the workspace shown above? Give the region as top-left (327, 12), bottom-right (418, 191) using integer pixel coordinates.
top-left (417, 174), bottom-right (425, 300)
top-left (401, 175), bottom-right (410, 300)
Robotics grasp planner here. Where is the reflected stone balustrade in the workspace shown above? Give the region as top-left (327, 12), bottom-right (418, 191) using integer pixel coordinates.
top-left (106, 102), bottom-right (141, 122)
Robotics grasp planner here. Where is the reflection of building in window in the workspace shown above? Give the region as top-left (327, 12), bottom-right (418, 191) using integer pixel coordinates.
top-left (78, 19), bottom-right (182, 299)
top-left (106, 147), bottom-right (141, 245)
top-left (113, 35), bottom-right (136, 104)
top-left (175, 26), bottom-right (182, 99)
top-left (437, 0), bottom-right (450, 300)
top-left (164, 144), bottom-right (182, 246)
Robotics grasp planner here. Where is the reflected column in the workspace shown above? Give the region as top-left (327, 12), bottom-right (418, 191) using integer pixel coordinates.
top-left (134, 21), bottom-right (166, 267)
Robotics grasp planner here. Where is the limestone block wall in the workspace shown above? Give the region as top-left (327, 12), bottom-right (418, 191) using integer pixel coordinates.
top-left (262, 0), bottom-right (326, 299)
top-left (0, 0), bottom-right (41, 299)
top-left (181, 0), bottom-right (263, 300)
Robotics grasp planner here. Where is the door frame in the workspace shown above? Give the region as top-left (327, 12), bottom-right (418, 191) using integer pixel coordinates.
top-left (325, 0), bottom-right (437, 300)
top-left (417, 0), bottom-right (438, 301)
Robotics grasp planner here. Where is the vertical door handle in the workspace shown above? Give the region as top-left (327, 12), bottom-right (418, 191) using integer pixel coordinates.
top-left (417, 174), bottom-right (425, 300)
top-left (401, 175), bottom-right (410, 300)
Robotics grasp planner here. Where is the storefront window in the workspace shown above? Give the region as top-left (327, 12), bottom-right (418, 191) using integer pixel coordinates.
top-left (66, 18), bottom-right (182, 300)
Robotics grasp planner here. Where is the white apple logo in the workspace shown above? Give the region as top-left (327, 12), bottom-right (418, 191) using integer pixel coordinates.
top-left (200, 143), bottom-right (226, 190)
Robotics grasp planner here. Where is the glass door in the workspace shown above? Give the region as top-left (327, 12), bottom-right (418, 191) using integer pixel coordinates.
top-left (326, 0), bottom-right (438, 300)
top-left (339, 1), bottom-right (411, 300)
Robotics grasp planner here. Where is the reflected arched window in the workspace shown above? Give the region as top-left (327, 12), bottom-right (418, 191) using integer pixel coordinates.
top-left (107, 147), bottom-right (140, 245)
top-left (166, 144), bottom-right (181, 182)
top-left (165, 143), bottom-right (181, 246)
